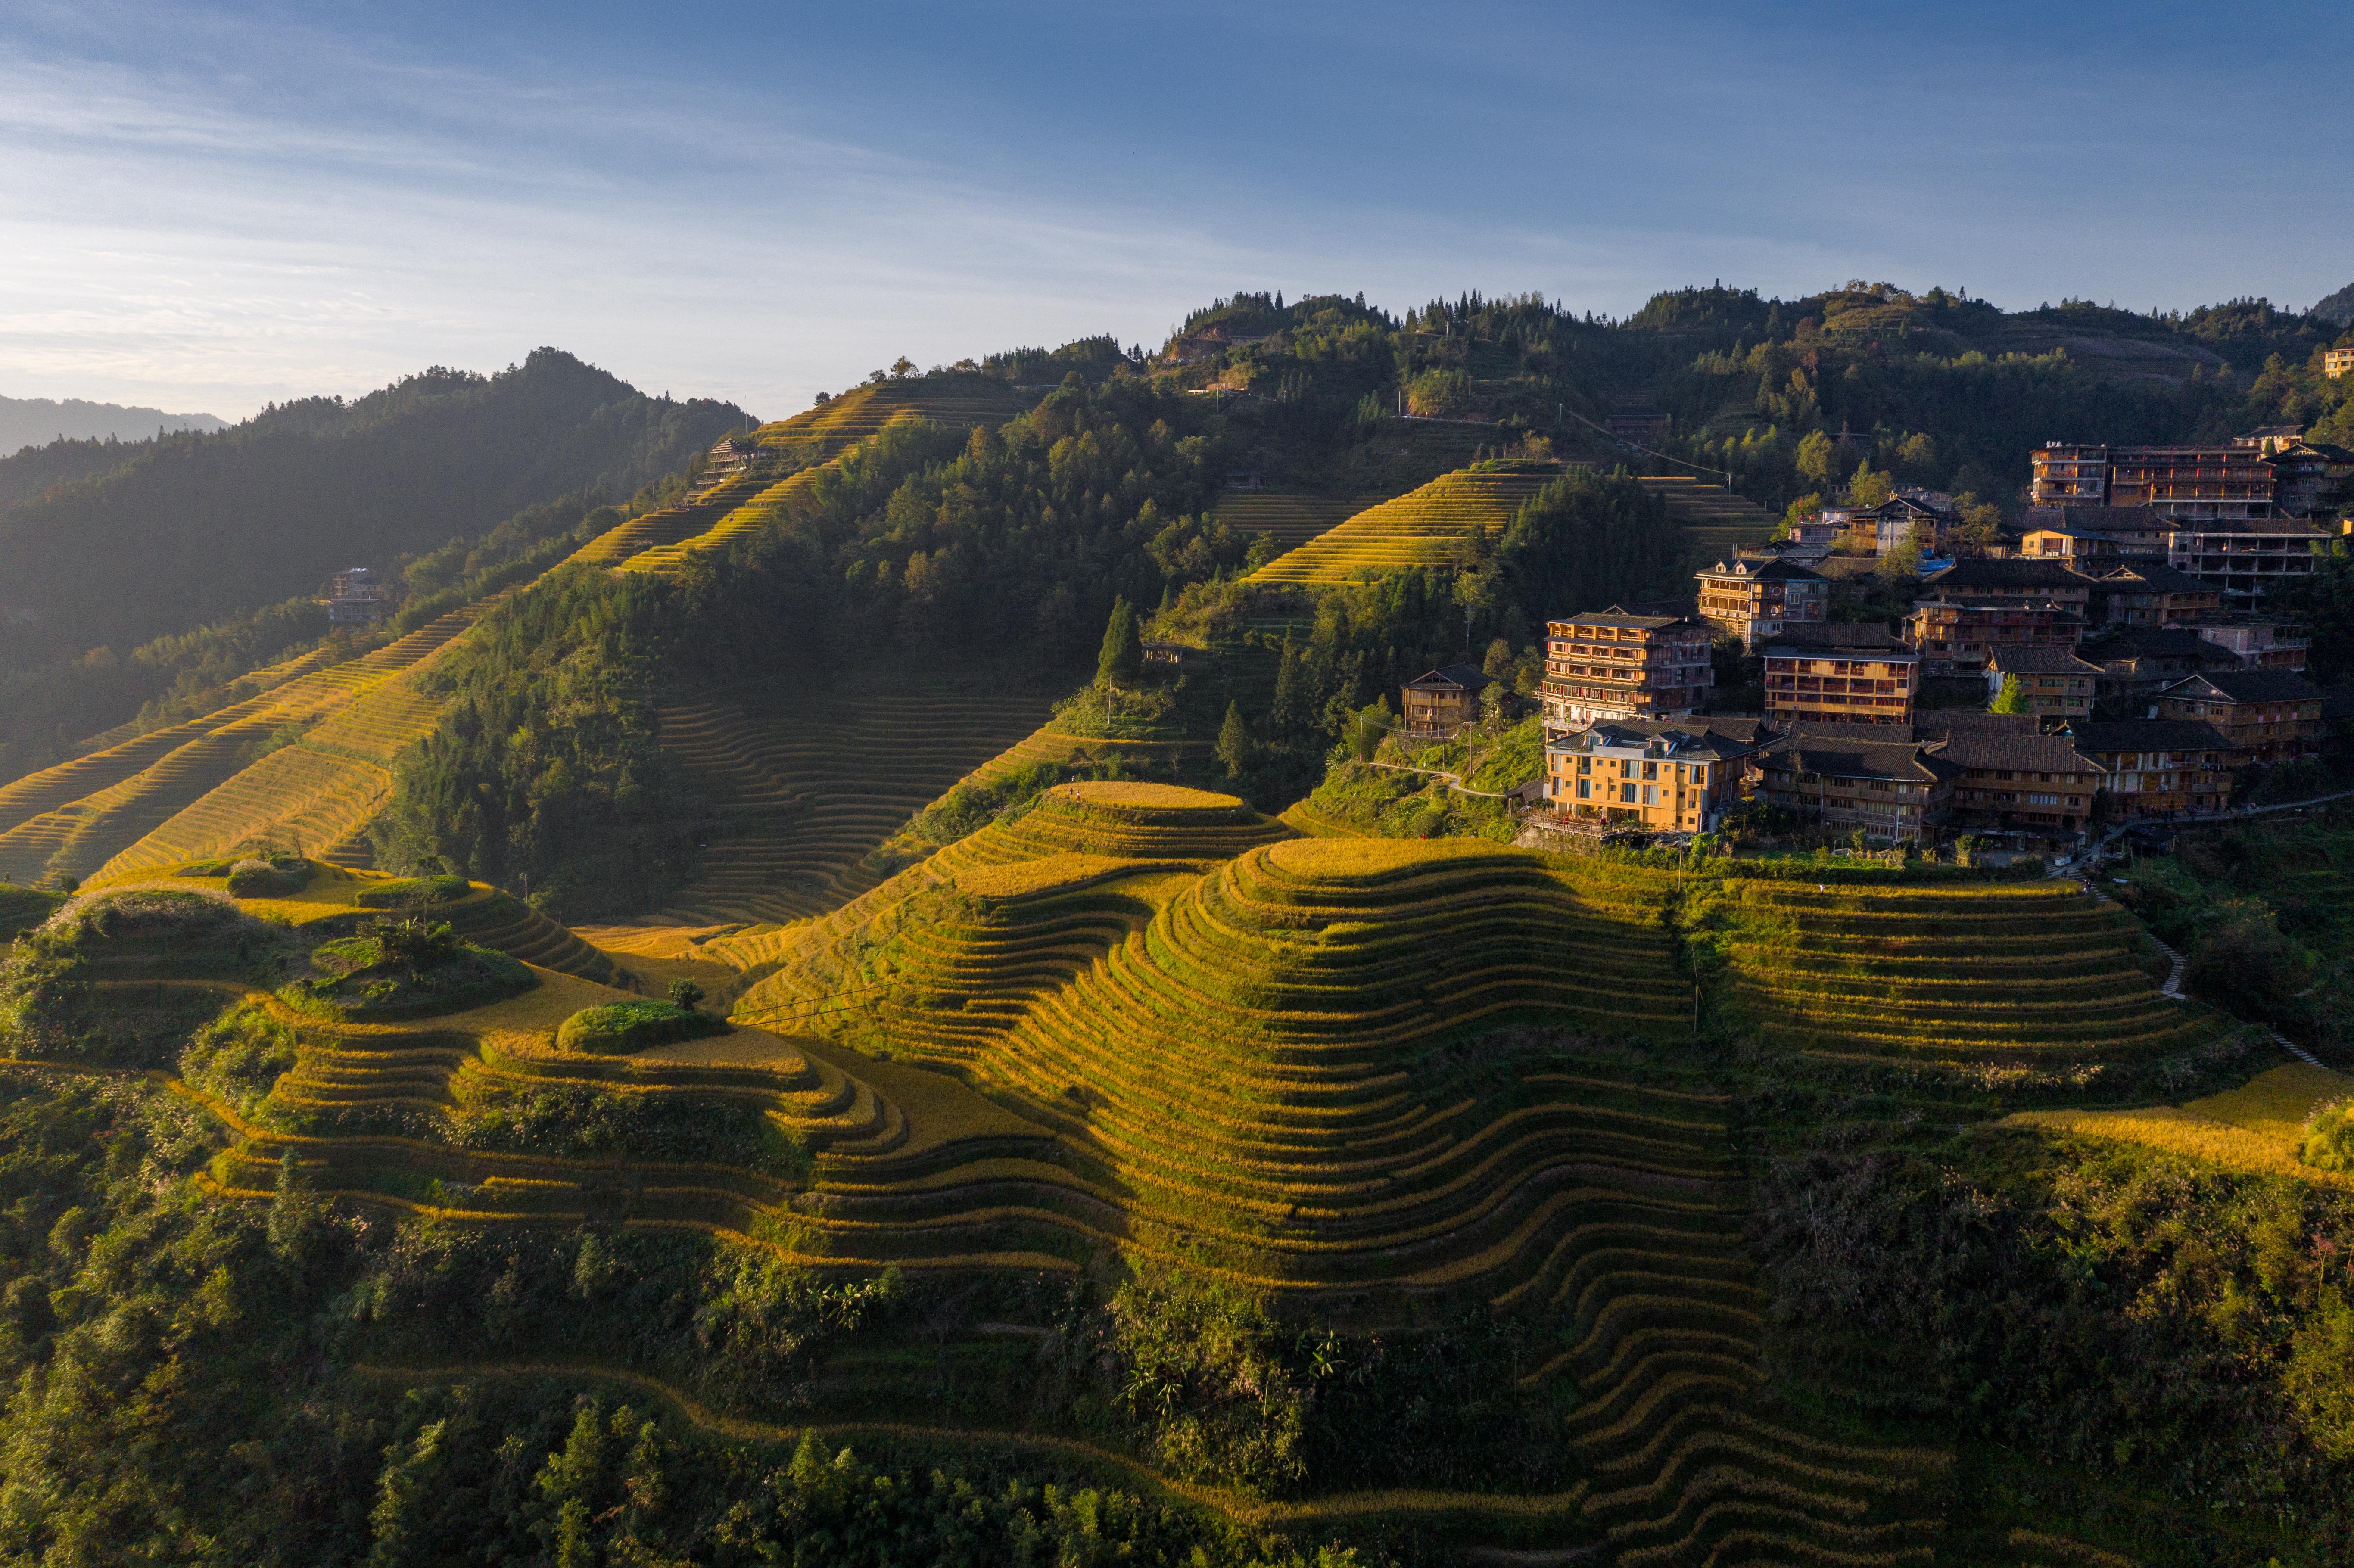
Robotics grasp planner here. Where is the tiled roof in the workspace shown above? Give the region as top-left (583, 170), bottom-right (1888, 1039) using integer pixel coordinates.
top-left (2080, 626), bottom-right (2217, 662)
top-left (1917, 720), bottom-right (2101, 774)
top-left (1985, 645), bottom-right (2105, 675)
top-left (2160, 669), bottom-right (2325, 704)
top-left (2093, 563), bottom-right (2212, 594)
top-left (1922, 559), bottom-right (2098, 592)
top-left (1697, 558), bottom-right (1825, 582)
top-left (1404, 663), bottom-right (1489, 691)
top-left (2064, 719), bottom-right (2234, 755)
top-left (1762, 728), bottom-right (1964, 783)
top-left (1766, 621), bottom-right (1910, 652)
top-left (1547, 716), bottom-right (1771, 762)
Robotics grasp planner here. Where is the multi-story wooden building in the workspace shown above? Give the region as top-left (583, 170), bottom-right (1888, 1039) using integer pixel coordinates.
top-left (2077, 626), bottom-right (2232, 711)
top-left (1755, 728), bottom-right (1961, 844)
top-left (1917, 714), bottom-right (2104, 835)
top-left (1540, 608), bottom-right (1714, 729)
top-left (2326, 348), bottom-right (2354, 381)
top-left (2018, 505), bottom-right (2172, 561)
top-left (1983, 644), bottom-right (2104, 720)
top-left (1918, 558), bottom-right (2097, 614)
top-left (2086, 563), bottom-right (2220, 628)
top-left (2062, 720), bottom-right (2235, 818)
top-left (1693, 557), bottom-right (1828, 647)
top-left (1762, 628), bottom-right (1919, 727)
top-left (2152, 669), bottom-right (2325, 763)
top-left (1400, 663), bottom-right (1488, 734)
top-left (2032, 443), bottom-right (2279, 521)
top-left (1905, 597), bottom-right (2084, 676)
top-left (1542, 718), bottom-right (1772, 833)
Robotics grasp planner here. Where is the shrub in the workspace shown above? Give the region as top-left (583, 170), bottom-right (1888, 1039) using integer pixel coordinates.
top-left (2184, 897), bottom-right (2308, 1025)
top-left (557, 999), bottom-right (722, 1054)
top-left (179, 1002), bottom-right (297, 1120)
top-left (226, 858), bottom-right (310, 897)
top-left (2305, 1101), bottom-right (2354, 1173)
top-left (352, 875), bottom-right (471, 908)
top-left (293, 919), bottom-right (533, 1018)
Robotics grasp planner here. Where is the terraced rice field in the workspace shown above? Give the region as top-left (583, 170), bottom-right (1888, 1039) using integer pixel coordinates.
top-left (612, 463), bottom-right (831, 575)
top-left (755, 378), bottom-right (1034, 460)
top-left (1247, 468), bottom-right (1557, 584)
top-left (73, 809), bottom-right (1991, 1556)
top-left (567, 470), bottom-right (778, 567)
top-left (0, 602), bottom-right (494, 888)
top-left (1211, 492), bottom-right (1388, 548)
top-left (1635, 476), bottom-right (1779, 576)
top-left (648, 675), bottom-right (1062, 927)
top-left (2005, 1061), bottom-right (2354, 1185)
top-left (713, 808), bottom-right (1950, 1557)
top-left (1704, 878), bottom-right (2233, 1074)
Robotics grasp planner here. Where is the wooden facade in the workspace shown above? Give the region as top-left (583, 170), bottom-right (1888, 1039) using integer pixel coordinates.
top-left (1539, 610), bottom-right (1713, 728)
top-left (2153, 669), bottom-right (2325, 763)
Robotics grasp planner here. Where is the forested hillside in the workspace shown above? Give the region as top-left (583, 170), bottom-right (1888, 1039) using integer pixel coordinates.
top-left (0, 352), bottom-right (750, 784)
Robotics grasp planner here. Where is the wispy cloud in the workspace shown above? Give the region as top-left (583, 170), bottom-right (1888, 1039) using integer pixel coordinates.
top-left (1, 0), bottom-right (2347, 420)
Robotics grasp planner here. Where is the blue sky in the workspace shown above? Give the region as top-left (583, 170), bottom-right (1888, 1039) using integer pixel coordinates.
top-left (2, 0), bottom-right (2347, 422)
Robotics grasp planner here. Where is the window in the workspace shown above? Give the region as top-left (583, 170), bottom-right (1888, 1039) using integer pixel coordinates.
top-left (1643, 762), bottom-right (1658, 780)
top-left (1642, 785), bottom-right (1656, 805)
top-left (1620, 784), bottom-right (1636, 803)
top-left (1577, 780), bottom-right (1590, 800)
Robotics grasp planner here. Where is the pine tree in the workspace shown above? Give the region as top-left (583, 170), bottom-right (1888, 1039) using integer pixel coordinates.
top-left (1096, 598), bottom-right (1141, 691)
top-left (1216, 702), bottom-right (1256, 779)
top-left (1990, 674), bottom-right (2030, 714)
top-left (1270, 635), bottom-right (1310, 735)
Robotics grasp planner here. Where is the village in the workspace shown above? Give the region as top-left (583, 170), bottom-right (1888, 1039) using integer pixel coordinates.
top-left (1398, 427), bottom-right (2354, 860)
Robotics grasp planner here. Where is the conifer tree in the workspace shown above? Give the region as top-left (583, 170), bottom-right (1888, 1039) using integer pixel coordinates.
top-left (1990, 673), bottom-right (2030, 714)
top-left (1096, 598), bottom-right (1141, 691)
top-left (1216, 701), bottom-right (1255, 778)
top-left (1270, 634), bottom-right (1310, 735)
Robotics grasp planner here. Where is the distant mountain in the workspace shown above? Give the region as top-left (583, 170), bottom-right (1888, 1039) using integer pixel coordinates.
top-left (0, 394), bottom-right (225, 454)
top-left (2314, 280), bottom-right (2354, 326)
top-left (0, 348), bottom-right (752, 665)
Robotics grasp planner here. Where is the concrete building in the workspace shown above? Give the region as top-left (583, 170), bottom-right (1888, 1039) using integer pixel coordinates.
top-left (327, 566), bottom-right (386, 626)
top-left (1542, 718), bottom-right (1771, 833)
top-left (2326, 348), bottom-right (2354, 380)
top-left (2192, 620), bottom-right (2310, 672)
top-left (1539, 608), bottom-right (1714, 729)
top-left (2164, 515), bottom-right (2329, 606)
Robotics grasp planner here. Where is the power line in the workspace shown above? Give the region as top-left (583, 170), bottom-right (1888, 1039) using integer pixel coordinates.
top-left (1555, 403), bottom-right (1737, 483)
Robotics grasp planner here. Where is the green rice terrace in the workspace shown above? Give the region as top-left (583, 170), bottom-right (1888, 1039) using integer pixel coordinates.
top-left (3, 753), bottom-right (2292, 1565)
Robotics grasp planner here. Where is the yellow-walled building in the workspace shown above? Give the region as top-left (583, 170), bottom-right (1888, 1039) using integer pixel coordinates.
top-left (1544, 718), bottom-right (1772, 833)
